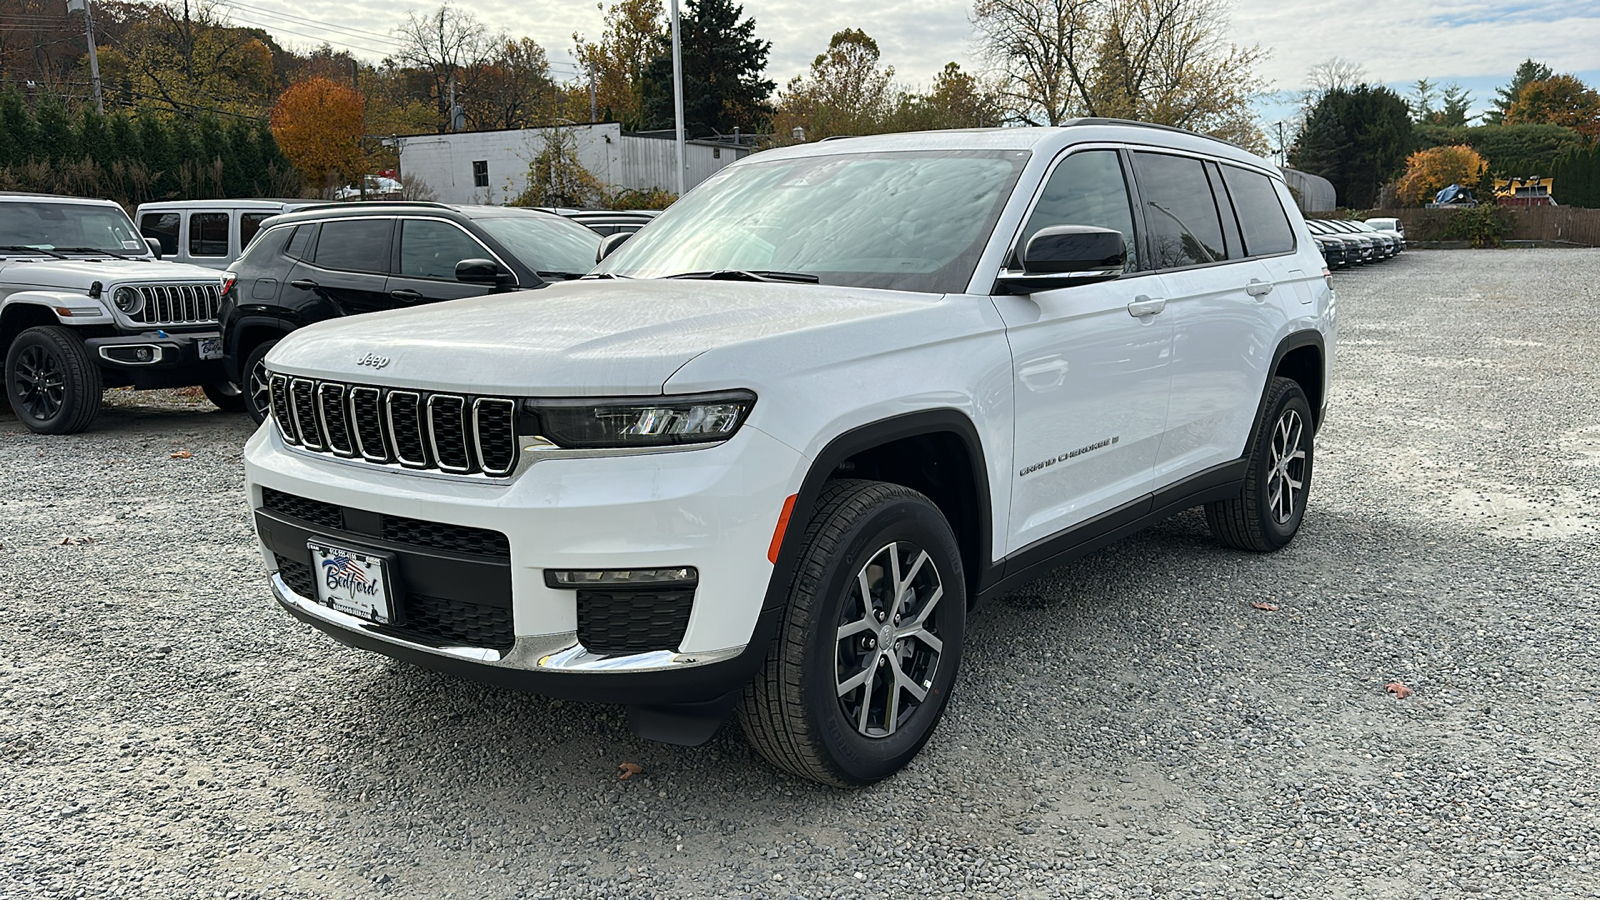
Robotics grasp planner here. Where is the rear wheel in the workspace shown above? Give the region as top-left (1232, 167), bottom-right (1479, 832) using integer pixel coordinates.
top-left (201, 379), bottom-right (245, 412)
top-left (242, 339), bottom-right (279, 425)
top-left (1206, 376), bottom-right (1314, 551)
top-left (740, 480), bottom-right (966, 786)
top-left (4, 326), bottom-right (101, 434)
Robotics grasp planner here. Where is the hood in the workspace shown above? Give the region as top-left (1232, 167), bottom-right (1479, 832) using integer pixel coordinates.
top-left (266, 278), bottom-right (942, 395)
top-left (0, 257), bottom-right (224, 290)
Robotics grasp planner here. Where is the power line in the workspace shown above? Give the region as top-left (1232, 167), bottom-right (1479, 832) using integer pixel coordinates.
top-left (216, 0), bottom-right (402, 44)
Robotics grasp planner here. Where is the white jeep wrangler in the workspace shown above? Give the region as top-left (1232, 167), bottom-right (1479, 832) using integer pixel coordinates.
top-left (243, 122), bottom-right (1336, 785)
top-left (1, 193), bottom-right (237, 433)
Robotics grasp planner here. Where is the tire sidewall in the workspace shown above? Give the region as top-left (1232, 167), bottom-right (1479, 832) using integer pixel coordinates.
top-left (1253, 382), bottom-right (1314, 546)
top-left (243, 339), bottom-right (279, 425)
top-left (801, 496), bottom-right (966, 783)
top-left (4, 327), bottom-right (96, 434)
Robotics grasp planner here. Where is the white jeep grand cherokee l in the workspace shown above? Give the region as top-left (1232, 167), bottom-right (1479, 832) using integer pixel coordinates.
top-left (244, 122), bottom-right (1335, 786)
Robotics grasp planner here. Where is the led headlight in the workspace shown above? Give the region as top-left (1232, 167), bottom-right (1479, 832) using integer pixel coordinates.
top-left (112, 286), bottom-right (142, 314)
top-left (524, 390), bottom-right (756, 449)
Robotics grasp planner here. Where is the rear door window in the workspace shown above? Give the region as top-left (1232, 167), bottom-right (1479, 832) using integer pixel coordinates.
top-left (188, 212), bottom-right (230, 257)
top-left (311, 219), bottom-right (393, 273)
top-left (140, 212), bottom-right (180, 256)
top-left (284, 224), bottom-right (317, 260)
top-left (1015, 149), bottom-right (1140, 272)
top-left (397, 220), bottom-right (492, 280)
top-left (1132, 152), bottom-right (1226, 269)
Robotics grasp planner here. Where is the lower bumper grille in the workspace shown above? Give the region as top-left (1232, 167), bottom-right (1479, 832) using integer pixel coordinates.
top-left (576, 589), bottom-right (694, 655)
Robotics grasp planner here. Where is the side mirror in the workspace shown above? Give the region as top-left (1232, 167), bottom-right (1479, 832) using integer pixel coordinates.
top-left (596, 231), bottom-right (631, 263)
top-left (455, 258), bottom-right (516, 287)
top-left (996, 225), bottom-right (1126, 293)
top-left (145, 237), bottom-right (163, 259)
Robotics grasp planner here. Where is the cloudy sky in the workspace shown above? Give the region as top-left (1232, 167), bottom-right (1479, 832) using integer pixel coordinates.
top-left (226, 0), bottom-right (1600, 121)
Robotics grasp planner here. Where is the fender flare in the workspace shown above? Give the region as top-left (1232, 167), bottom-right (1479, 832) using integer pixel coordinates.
top-left (759, 408), bottom-right (995, 615)
top-left (1, 292), bottom-right (115, 326)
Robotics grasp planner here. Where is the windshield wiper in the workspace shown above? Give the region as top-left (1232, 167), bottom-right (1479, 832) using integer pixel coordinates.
top-left (535, 270), bottom-right (586, 281)
top-left (52, 246), bottom-right (134, 259)
top-left (0, 245), bottom-right (69, 259)
top-left (663, 269), bottom-right (821, 284)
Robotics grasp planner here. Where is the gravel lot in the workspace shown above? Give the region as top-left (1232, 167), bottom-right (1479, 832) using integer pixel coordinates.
top-left (3, 249), bottom-right (1599, 900)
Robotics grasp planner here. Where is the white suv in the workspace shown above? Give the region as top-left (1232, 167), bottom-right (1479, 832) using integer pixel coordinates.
top-left (243, 122), bottom-right (1336, 786)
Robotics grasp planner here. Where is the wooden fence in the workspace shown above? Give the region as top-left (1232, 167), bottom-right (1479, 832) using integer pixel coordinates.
top-left (1357, 207), bottom-right (1600, 246)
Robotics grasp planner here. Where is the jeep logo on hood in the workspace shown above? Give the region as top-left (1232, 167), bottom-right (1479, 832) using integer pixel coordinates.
top-left (354, 352), bottom-right (391, 370)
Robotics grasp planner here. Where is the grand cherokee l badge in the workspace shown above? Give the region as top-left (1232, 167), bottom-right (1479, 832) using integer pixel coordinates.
top-left (355, 352), bottom-right (391, 369)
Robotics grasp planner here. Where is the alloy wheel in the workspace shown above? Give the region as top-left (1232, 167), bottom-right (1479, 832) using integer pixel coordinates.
top-left (834, 541), bottom-right (946, 738)
top-left (1267, 408), bottom-right (1307, 525)
top-left (248, 360), bottom-right (271, 417)
top-left (13, 344), bottom-right (65, 421)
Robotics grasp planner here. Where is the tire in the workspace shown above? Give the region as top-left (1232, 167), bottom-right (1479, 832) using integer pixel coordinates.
top-left (241, 339), bottom-right (279, 425)
top-left (201, 379), bottom-right (245, 412)
top-left (4, 325), bottom-right (102, 435)
top-left (739, 480), bottom-right (967, 786)
top-left (1206, 376), bottom-right (1314, 552)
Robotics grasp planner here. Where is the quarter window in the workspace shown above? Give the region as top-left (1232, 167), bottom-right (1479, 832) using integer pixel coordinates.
top-left (284, 224), bottom-right (316, 260)
top-left (472, 160), bottom-right (489, 188)
top-left (140, 213), bottom-right (180, 256)
top-left (189, 212), bottom-right (230, 257)
top-left (1016, 150), bottom-right (1139, 272)
top-left (312, 219), bottom-right (393, 273)
top-left (1132, 152), bottom-right (1226, 269)
top-left (1219, 165), bottom-right (1295, 257)
top-left (398, 220), bottom-right (491, 280)
top-left (240, 212), bottom-right (273, 249)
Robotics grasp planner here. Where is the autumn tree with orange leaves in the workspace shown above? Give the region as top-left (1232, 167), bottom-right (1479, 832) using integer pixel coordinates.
top-left (1396, 144), bottom-right (1487, 206)
top-left (1506, 74), bottom-right (1600, 139)
top-left (271, 77), bottom-right (366, 191)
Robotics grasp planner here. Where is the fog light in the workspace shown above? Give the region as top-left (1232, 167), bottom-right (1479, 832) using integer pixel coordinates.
top-left (135, 347), bottom-right (153, 362)
top-left (545, 567), bottom-right (697, 588)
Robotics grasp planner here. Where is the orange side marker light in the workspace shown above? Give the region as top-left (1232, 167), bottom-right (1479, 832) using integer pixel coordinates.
top-left (767, 494), bottom-right (798, 564)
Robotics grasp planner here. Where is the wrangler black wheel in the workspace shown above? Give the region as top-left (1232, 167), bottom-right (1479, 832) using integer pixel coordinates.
top-left (4, 326), bottom-right (101, 434)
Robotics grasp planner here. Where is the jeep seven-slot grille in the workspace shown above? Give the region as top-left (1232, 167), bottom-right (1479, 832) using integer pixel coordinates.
top-left (131, 283), bottom-right (222, 325)
top-left (268, 374), bottom-right (518, 477)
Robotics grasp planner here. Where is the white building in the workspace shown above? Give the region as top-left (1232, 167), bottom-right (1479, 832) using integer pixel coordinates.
top-left (392, 123), bottom-right (753, 205)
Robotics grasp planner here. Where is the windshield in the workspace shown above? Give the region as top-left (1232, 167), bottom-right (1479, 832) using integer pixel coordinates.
top-left (476, 213), bottom-right (602, 276)
top-left (0, 201), bottom-right (147, 255)
top-left (597, 149), bottom-right (1030, 293)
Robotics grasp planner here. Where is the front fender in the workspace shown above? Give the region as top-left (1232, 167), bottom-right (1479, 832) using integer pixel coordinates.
top-left (1, 292), bottom-right (115, 326)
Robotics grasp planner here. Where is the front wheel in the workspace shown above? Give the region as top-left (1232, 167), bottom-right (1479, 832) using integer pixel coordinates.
top-left (739, 480), bottom-right (966, 786)
top-left (241, 339), bottom-right (279, 425)
top-left (1206, 376), bottom-right (1314, 551)
top-left (4, 326), bottom-right (102, 434)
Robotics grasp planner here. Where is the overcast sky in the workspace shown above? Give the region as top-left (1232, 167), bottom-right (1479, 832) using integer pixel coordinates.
top-left (229, 0), bottom-right (1600, 119)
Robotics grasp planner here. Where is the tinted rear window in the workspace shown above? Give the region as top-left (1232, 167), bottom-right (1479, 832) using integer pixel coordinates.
top-left (1132, 152), bottom-right (1226, 269)
top-left (240, 212), bottom-right (273, 249)
top-left (189, 212), bottom-right (229, 257)
top-left (141, 213), bottom-right (180, 256)
top-left (313, 219), bottom-right (392, 273)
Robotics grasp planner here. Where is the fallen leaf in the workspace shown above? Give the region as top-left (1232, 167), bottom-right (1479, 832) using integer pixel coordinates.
top-left (618, 762), bottom-right (643, 780)
top-left (1251, 601), bottom-right (1279, 611)
top-left (169, 450), bottom-right (194, 459)
top-left (59, 536), bottom-right (97, 546)
top-left (1385, 682), bottom-right (1413, 699)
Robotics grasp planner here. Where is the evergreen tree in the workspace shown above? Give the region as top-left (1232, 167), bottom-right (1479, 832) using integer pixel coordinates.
top-left (0, 87), bottom-right (32, 167)
top-left (139, 114), bottom-right (176, 197)
top-left (226, 118), bottom-right (261, 197)
top-left (640, 0), bottom-right (773, 137)
top-left (77, 107), bottom-right (114, 164)
top-left (1288, 85), bottom-right (1413, 209)
top-left (1485, 59), bottom-right (1552, 125)
top-left (108, 112), bottom-right (142, 163)
top-left (34, 96), bottom-right (78, 164)
top-left (170, 116), bottom-right (202, 194)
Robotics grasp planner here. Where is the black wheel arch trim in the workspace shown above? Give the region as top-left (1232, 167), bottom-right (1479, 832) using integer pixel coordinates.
top-left (1267, 329), bottom-right (1326, 431)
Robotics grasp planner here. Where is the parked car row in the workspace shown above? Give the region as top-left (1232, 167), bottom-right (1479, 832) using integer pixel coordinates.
top-left (1306, 217), bottom-right (1405, 269)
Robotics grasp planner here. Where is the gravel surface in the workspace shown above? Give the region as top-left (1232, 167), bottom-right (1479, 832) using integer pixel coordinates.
top-left (3, 249), bottom-right (1599, 899)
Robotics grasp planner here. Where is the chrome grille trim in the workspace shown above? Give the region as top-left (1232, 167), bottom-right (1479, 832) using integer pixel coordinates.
top-left (131, 282), bottom-right (221, 325)
top-left (385, 391), bottom-right (428, 468)
top-left (471, 398), bottom-right (517, 476)
top-left (426, 394), bottom-right (472, 474)
top-left (268, 374), bottom-right (517, 478)
top-left (316, 383), bottom-right (354, 457)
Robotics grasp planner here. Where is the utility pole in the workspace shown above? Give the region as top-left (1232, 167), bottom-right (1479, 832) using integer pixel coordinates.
top-left (1277, 121), bottom-right (1287, 167)
top-left (66, 0), bottom-right (104, 115)
top-left (588, 61), bottom-right (597, 123)
top-left (670, 0), bottom-right (685, 196)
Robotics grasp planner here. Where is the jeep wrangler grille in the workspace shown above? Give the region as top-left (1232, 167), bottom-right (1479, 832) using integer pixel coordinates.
top-left (268, 374), bottom-right (518, 478)
top-left (129, 283), bottom-right (222, 325)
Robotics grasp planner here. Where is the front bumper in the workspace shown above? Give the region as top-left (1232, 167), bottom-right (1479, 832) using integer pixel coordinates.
top-left (244, 420), bottom-right (807, 705)
top-left (85, 330), bottom-right (226, 386)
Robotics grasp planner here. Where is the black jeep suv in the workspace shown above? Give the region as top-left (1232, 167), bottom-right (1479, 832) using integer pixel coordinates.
top-left (220, 202), bottom-right (602, 423)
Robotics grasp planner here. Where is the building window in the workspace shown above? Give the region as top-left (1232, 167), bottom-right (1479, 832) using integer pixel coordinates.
top-left (472, 160), bottom-right (488, 188)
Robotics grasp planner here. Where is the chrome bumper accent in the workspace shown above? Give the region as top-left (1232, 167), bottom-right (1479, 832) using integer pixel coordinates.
top-left (271, 573), bottom-right (744, 674)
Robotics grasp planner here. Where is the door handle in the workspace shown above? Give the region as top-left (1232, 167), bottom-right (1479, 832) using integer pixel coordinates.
top-left (389, 289), bottom-right (424, 303)
top-left (288, 279), bottom-right (318, 291)
top-left (1245, 279), bottom-right (1274, 297)
top-left (1126, 295), bottom-right (1166, 317)
top-left (1019, 356), bottom-right (1071, 390)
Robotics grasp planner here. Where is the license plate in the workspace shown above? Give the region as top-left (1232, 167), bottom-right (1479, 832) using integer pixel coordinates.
top-left (197, 338), bottom-right (223, 360)
top-left (306, 541), bottom-right (395, 624)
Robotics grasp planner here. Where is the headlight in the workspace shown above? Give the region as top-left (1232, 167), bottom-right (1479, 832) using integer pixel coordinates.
top-left (524, 390), bottom-right (756, 449)
top-left (112, 286), bottom-right (142, 314)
